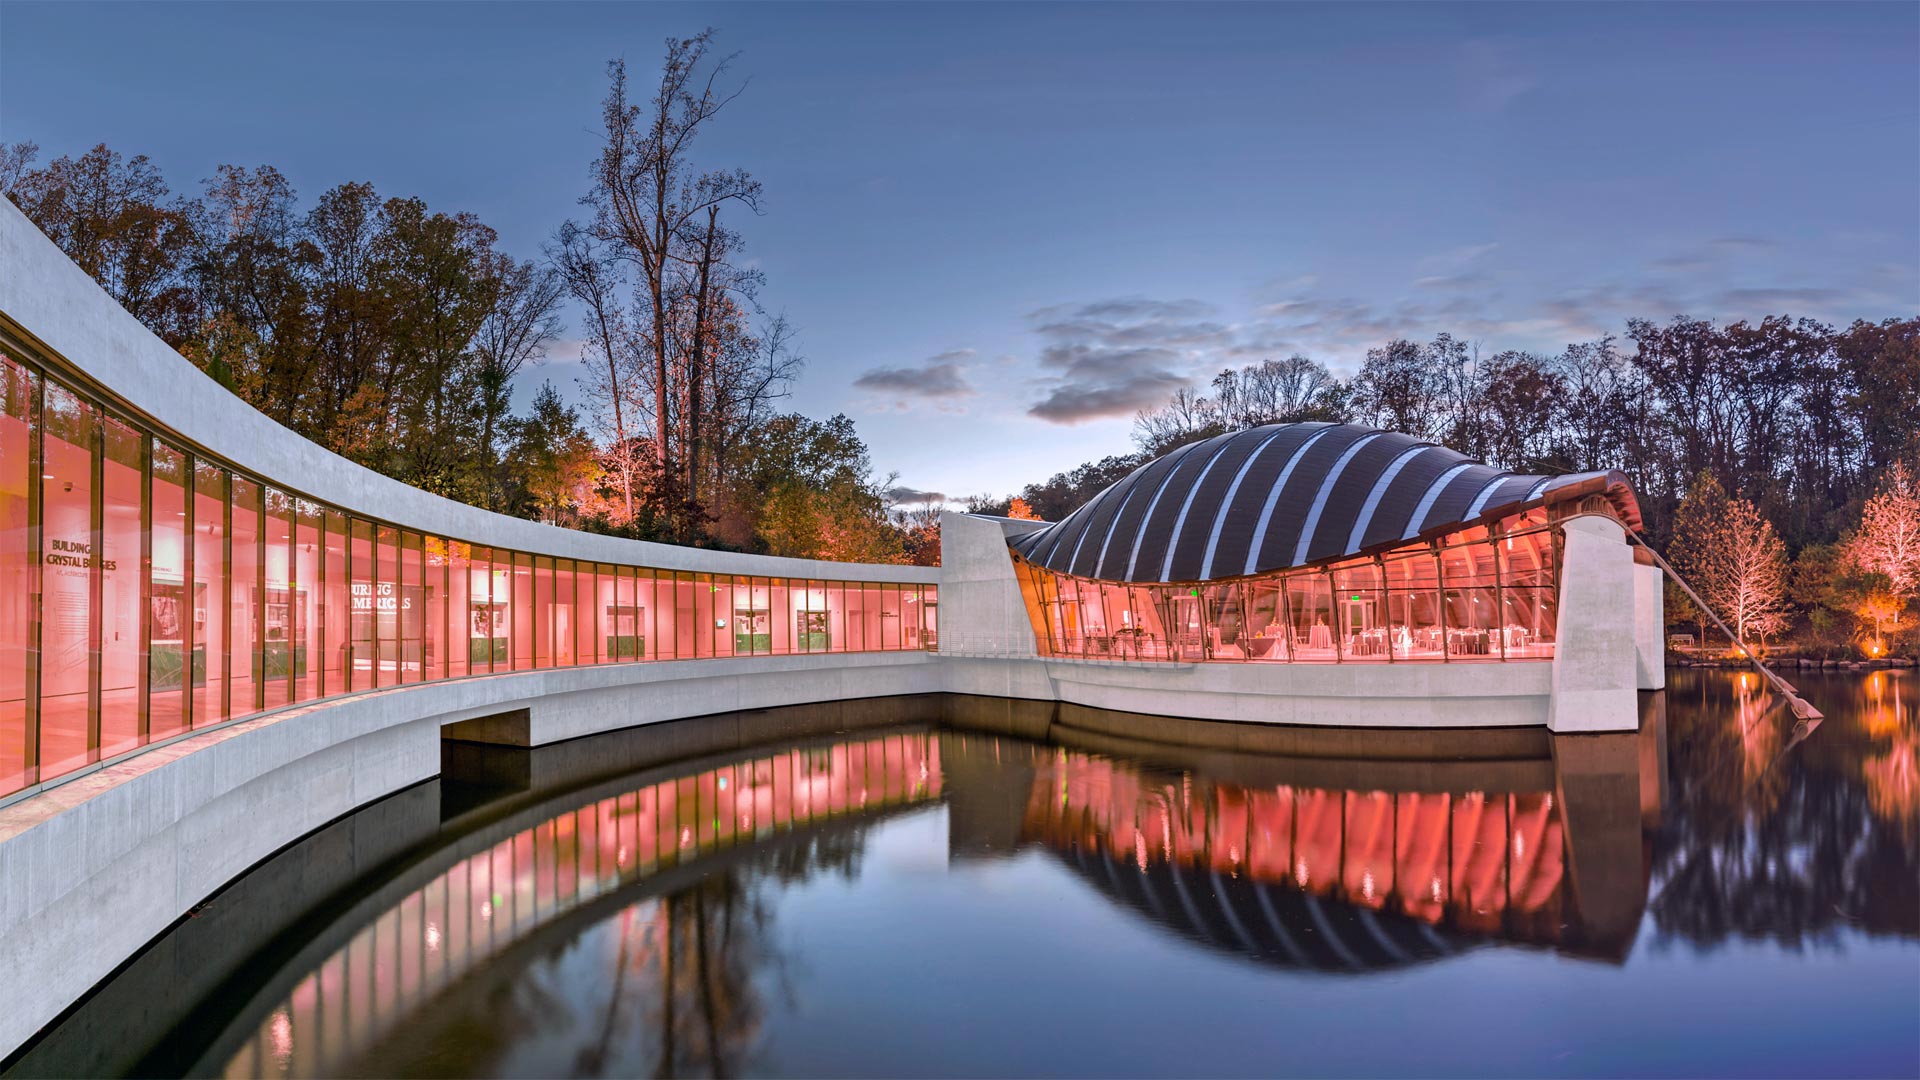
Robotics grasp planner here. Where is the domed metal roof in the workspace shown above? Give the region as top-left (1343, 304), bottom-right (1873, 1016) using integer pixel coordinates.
top-left (1007, 422), bottom-right (1639, 583)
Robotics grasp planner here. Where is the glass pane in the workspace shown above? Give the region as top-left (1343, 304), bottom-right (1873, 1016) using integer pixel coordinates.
top-left (101, 415), bottom-right (141, 756)
top-left (294, 502), bottom-right (321, 701)
top-left (1384, 548), bottom-right (1443, 660)
top-left (533, 556), bottom-right (554, 668)
top-left (1500, 522), bottom-right (1557, 657)
top-left (636, 568), bottom-right (657, 662)
top-left (675, 573), bottom-right (697, 659)
top-left (829, 582), bottom-right (848, 653)
top-left (375, 526), bottom-right (399, 686)
top-left (511, 551), bottom-right (533, 671)
top-left (148, 441), bottom-right (188, 740)
top-left (611, 564), bottom-right (637, 661)
top-left (39, 382), bottom-right (95, 778)
top-left (469, 547), bottom-right (501, 673)
top-left (230, 477), bottom-right (262, 712)
top-left (0, 358), bottom-right (38, 793)
top-left (400, 532), bottom-right (423, 683)
top-left (768, 577), bottom-right (791, 655)
top-left (322, 510), bottom-right (348, 694)
top-left (553, 559), bottom-right (576, 666)
top-left (423, 535), bottom-right (447, 682)
top-left (193, 465), bottom-right (226, 723)
top-left (882, 584), bottom-right (903, 650)
top-left (446, 538), bottom-right (471, 679)
top-left (1441, 527), bottom-right (1499, 658)
top-left (574, 562), bottom-right (595, 665)
top-left (262, 487), bottom-right (296, 709)
top-left (350, 519), bottom-right (375, 687)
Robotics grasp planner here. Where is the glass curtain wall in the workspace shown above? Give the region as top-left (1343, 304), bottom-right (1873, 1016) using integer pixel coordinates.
top-left (0, 343), bottom-right (935, 803)
top-left (1015, 511), bottom-right (1563, 665)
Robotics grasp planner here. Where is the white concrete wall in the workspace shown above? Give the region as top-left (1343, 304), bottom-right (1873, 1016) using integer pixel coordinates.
top-left (935, 512), bottom-right (1042, 658)
top-left (1548, 515), bottom-right (1644, 732)
top-left (1634, 562), bottom-right (1667, 691)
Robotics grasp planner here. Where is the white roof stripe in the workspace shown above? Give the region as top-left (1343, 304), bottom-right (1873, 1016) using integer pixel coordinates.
top-left (1156, 436), bottom-right (1246, 581)
top-left (1290, 433), bottom-right (1385, 566)
top-left (1241, 427), bottom-right (1337, 577)
top-left (1094, 439), bottom-right (1209, 580)
top-left (1344, 444), bottom-right (1434, 556)
top-left (1195, 425), bottom-right (1297, 581)
top-left (1399, 463), bottom-right (1478, 540)
top-left (1123, 434), bottom-right (1232, 581)
top-left (1462, 473), bottom-right (1514, 521)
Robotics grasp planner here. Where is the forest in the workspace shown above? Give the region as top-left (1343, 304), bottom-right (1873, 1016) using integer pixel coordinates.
top-left (5, 31), bottom-right (1914, 655)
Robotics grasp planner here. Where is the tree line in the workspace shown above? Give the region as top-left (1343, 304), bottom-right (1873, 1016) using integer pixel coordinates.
top-left (2, 30), bottom-right (928, 564)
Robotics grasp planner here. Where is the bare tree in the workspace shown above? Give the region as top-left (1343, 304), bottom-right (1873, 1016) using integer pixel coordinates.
top-left (551, 221), bottom-right (641, 519)
top-left (585, 33), bottom-right (762, 528)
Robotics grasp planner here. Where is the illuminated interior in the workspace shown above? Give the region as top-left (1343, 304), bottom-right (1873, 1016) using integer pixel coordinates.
top-left (0, 350), bottom-right (937, 800)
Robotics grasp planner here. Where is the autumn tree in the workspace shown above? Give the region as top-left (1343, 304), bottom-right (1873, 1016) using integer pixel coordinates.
top-left (728, 414), bottom-right (902, 562)
top-left (5, 142), bottom-right (198, 341)
top-left (1006, 497), bottom-right (1039, 521)
top-left (1845, 462), bottom-right (1920, 650)
top-left (1670, 472), bottom-right (1791, 650)
top-left (500, 383), bottom-right (599, 525)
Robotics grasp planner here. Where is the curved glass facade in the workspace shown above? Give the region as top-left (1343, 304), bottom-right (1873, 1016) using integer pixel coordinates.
top-left (0, 348), bottom-right (936, 802)
top-left (1013, 508), bottom-right (1562, 664)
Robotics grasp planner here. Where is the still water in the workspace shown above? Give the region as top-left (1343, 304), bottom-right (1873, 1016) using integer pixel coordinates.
top-left (11, 672), bottom-right (1919, 1079)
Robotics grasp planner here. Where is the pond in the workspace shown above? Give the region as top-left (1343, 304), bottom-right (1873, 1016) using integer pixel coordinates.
top-left (9, 672), bottom-right (1917, 1079)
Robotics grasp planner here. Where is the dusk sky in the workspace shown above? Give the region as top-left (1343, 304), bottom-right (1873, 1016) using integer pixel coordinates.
top-left (4, 2), bottom-right (1915, 503)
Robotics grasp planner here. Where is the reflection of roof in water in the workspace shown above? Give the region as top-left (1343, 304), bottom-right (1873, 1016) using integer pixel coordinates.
top-left (1017, 751), bottom-right (1574, 966)
top-left (1056, 842), bottom-right (1481, 973)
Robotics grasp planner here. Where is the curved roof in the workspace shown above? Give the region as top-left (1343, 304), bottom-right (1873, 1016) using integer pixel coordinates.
top-left (1007, 422), bottom-right (1640, 583)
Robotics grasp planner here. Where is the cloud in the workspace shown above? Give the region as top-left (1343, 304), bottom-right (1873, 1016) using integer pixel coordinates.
top-left (1419, 241), bottom-right (1500, 272)
top-left (1022, 298), bottom-right (1228, 424)
top-left (1459, 40), bottom-right (1540, 112)
top-left (1414, 273), bottom-right (1493, 291)
top-left (886, 486), bottom-right (947, 505)
top-left (1713, 286), bottom-right (1845, 311)
top-left (853, 349), bottom-right (977, 408)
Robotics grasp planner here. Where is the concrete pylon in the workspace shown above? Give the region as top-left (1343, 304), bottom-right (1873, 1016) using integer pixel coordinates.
top-left (1549, 515), bottom-right (1643, 732)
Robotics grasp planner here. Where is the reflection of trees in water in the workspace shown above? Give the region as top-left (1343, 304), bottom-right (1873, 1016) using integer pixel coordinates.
top-left (1650, 672), bottom-right (1920, 949)
top-left (428, 826), bottom-right (874, 1079)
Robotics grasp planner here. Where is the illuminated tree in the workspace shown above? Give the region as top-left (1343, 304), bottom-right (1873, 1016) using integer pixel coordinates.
top-left (1670, 473), bottom-right (1791, 650)
top-left (1006, 497), bottom-right (1040, 521)
top-left (1849, 463), bottom-right (1920, 599)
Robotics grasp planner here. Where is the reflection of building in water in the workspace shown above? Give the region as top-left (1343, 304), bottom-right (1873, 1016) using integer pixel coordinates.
top-left (1018, 754), bottom-right (1571, 964)
top-left (946, 719), bottom-right (1660, 967)
top-left (215, 732), bottom-right (940, 1079)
